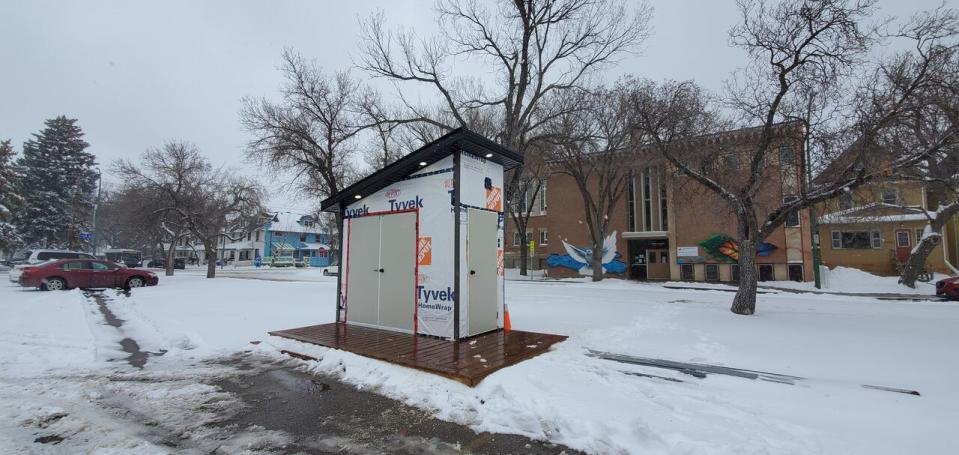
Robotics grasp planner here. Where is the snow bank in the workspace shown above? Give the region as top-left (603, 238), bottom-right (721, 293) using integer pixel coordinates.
top-left (766, 266), bottom-right (946, 294)
top-left (0, 286), bottom-right (121, 376)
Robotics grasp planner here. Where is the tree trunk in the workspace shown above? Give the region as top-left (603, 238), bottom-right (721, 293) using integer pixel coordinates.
top-left (518, 231), bottom-right (528, 276)
top-left (900, 203), bottom-right (958, 287)
top-left (205, 247), bottom-right (217, 278)
top-left (900, 231), bottom-right (940, 288)
top-left (590, 234), bottom-right (604, 282)
top-left (165, 242), bottom-right (176, 276)
top-left (731, 238), bottom-right (758, 315)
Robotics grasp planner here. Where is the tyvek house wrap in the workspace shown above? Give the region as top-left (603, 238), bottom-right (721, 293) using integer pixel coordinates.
top-left (339, 152), bottom-right (505, 339)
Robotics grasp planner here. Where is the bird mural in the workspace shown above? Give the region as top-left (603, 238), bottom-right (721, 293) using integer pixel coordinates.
top-left (546, 231), bottom-right (627, 275)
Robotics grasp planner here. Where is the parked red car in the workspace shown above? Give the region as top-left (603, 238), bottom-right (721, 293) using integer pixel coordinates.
top-left (936, 276), bottom-right (959, 300)
top-left (16, 259), bottom-right (159, 291)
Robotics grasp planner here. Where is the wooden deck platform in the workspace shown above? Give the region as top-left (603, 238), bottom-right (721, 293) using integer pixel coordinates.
top-left (268, 323), bottom-right (567, 386)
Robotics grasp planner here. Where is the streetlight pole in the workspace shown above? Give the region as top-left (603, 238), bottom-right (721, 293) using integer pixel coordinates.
top-left (803, 126), bottom-right (822, 289)
top-left (91, 168), bottom-right (102, 256)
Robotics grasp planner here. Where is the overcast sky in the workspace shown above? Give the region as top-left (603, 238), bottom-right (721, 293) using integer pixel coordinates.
top-left (0, 0), bottom-right (941, 213)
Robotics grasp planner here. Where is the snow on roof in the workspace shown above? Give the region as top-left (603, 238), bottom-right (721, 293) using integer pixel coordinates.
top-left (299, 242), bottom-right (330, 250)
top-left (267, 212), bottom-right (326, 235)
top-left (818, 202), bottom-right (935, 225)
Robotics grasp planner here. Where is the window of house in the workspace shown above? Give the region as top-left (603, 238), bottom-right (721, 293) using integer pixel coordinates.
top-left (539, 182), bottom-right (547, 212)
top-left (730, 264), bottom-right (740, 282)
top-left (300, 233), bottom-right (307, 242)
top-left (628, 175), bottom-right (636, 231)
top-left (780, 146), bottom-right (796, 166)
top-left (788, 264), bottom-right (804, 282)
top-left (705, 264), bottom-right (719, 282)
top-left (273, 231), bottom-right (283, 237)
top-left (759, 264), bottom-right (774, 281)
top-left (255, 231), bottom-right (260, 242)
top-left (680, 264), bottom-right (694, 281)
top-left (881, 188), bottom-right (899, 205)
top-left (513, 231), bottom-right (521, 247)
top-left (642, 168), bottom-right (652, 231)
top-left (915, 228), bottom-right (925, 244)
top-left (247, 232), bottom-right (252, 241)
top-left (539, 229), bottom-right (549, 246)
top-left (783, 195), bottom-right (800, 228)
top-left (723, 153), bottom-right (739, 169)
top-left (660, 251), bottom-right (668, 263)
top-left (649, 251), bottom-right (657, 263)
top-left (831, 230), bottom-right (882, 249)
top-left (896, 231), bottom-right (911, 247)
top-left (838, 192), bottom-right (853, 211)
top-left (660, 178), bottom-right (668, 231)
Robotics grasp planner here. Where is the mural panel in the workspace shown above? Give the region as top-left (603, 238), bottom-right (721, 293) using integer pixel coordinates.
top-left (546, 230), bottom-right (627, 275)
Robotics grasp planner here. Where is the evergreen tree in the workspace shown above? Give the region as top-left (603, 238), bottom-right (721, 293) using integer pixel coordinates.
top-left (0, 139), bottom-right (23, 252)
top-left (15, 116), bottom-right (97, 249)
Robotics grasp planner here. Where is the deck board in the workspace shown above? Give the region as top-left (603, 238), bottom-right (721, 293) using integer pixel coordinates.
top-left (269, 323), bottom-right (567, 386)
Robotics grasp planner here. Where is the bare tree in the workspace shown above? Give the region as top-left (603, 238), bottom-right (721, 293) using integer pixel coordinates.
top-left (359, 0), bottom-right (651, 274)
top-left (114, 142), bottom-right (210, 276)
top-left (241, 50), bottom-right (371, 213)
top-left (182, 176), bottom-right (267, 279)
top-left (889, 7), bottom-right (959, 286)
top-left (635, 0), bottom-right (957, 315)
top-left (115, 142), bottom-right (268, 278)
top-left (543, 84), bottom-right (634, 281)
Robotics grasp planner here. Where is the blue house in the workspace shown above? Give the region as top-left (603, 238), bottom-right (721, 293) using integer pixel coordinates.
top-left (262, 212), bottom-right (332, 266)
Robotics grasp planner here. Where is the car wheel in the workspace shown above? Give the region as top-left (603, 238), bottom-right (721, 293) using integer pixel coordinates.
top-left (45, 277), bottom-right (66, 291)
top-left (126, 277), bottom-right (145, 289)
top-left (323, 269), bottom-right (330, 276)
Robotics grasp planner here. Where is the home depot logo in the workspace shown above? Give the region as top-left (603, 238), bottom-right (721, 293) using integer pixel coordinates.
top-left (486, 186), bottom-right (502, 211)
top-left (497, 250), bottom-right (504, 276)
top-left (417, 237), bottom-right (432, 265)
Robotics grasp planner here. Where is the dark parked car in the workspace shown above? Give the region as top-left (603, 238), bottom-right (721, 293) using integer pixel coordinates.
top-left (16, 259), bottom-right (158, 290)
top-left (936, 276), bottom-right (959, 300)
top-left (147, 257), bottom-right (186, 269)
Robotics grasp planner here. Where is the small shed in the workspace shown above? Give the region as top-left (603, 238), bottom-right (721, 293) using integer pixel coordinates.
top-left (321, 128), bottom-right (523, 340)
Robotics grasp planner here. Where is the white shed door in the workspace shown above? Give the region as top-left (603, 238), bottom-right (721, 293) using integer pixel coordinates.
top-left (345, 211), bottom-right (416, 332)
top-left (377, 211), bottom-right (417, 332)
top-left (346, 215), bottom-right (381, 327)
top-left (467, 209), bottom-right (498, 336)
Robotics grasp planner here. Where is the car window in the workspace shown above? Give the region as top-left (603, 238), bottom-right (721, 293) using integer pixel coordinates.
top-left (37, 252), bottom-right (53, 261)
top-left (62, 261), bottom-right (92, 270)
top-left (91, 262), bottom-right (112, 271)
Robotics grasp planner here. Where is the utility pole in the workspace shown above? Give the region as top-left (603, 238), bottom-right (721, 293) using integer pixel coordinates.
top-left (802, 123), bottom-right (822, 289)
top-left (91, 168), bottom-right (102, 256)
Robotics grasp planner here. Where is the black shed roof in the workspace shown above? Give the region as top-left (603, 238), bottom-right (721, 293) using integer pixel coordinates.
top-left (320, 128), bottom-right (523, 212)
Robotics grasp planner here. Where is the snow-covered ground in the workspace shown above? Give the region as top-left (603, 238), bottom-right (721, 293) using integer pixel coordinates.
top-left (1, 268), bottom-right (956, 454)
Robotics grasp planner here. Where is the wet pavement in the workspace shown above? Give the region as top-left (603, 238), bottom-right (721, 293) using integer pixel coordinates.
top-left (214, 357), bottom-right (580, 454)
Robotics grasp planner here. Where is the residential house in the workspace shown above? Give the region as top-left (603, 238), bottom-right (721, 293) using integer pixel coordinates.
top-left (217, 212), bottom-right (332, 266)
top-left (816, 181), bottom-right (959, 276)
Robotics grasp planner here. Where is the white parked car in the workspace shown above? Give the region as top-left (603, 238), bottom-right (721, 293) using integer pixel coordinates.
top-left (8, 249), bottom-right (96, 283)
top-left (321, 265), bottom-right (339, 276)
